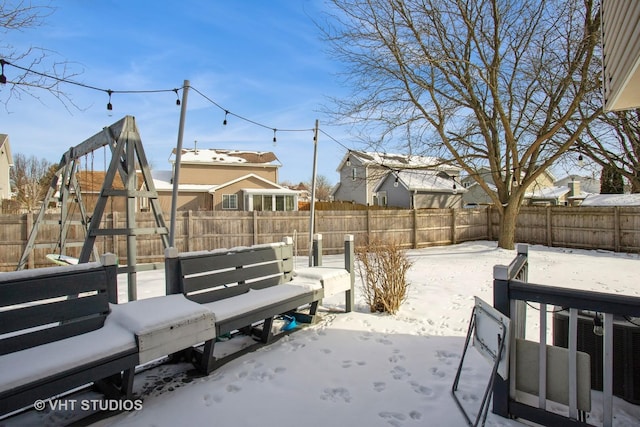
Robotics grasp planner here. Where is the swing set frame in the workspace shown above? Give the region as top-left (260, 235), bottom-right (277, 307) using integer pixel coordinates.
top-left (16, 116), bottom-right (169, 301)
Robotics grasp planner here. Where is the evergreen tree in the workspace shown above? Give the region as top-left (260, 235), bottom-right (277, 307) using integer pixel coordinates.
top-left (600, 164), bottom-right (624, 194)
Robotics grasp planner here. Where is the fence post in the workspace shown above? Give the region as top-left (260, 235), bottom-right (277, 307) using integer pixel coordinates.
top-left (253, 210), bottom-right (259, 245)
top-left (413, 209), bottom-right (418, 249)
top-left (344, 234), bottom-right (355, 313)
top-left (492, 264), bottom-right (511, 418)
top-left (546, 207), bottom-right (552, 247)
top-left (451, 208), bottom-right (457, 245)
top-left (187, 210), bottom-right (193, 252)
top-left (366, 210), bottom-right (372, 244)
top-left (614, 206), bottom-right (620, 252)
top-left (487, 205), bottom-right (493, 241)
top-left (26, 213), bottom-right (34, 269)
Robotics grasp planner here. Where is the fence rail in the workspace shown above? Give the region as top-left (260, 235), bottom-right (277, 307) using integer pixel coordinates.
top-left (4, 206), bottom-right (640, 271)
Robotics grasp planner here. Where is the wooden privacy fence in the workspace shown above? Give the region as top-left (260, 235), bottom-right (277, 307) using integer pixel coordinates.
top-left (3, 206), bottom-right (640, 271)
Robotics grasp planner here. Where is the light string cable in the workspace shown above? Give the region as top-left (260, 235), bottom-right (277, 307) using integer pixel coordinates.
top-left (189, 86), bottom-right (315, 139)
top-left (0, 59), bottom-right (180, 107)
top-left (2, 58), bottom-right (363, 151)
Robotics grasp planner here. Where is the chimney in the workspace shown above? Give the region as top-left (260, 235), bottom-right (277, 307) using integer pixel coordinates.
top-left (568, 180), bottom-right (580, 197)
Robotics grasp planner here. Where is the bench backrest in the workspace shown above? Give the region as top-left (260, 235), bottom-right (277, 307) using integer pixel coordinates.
top-left (0, 254), bottom-right (118, 355)
top-left (165, 239), bottom-right (294, 304)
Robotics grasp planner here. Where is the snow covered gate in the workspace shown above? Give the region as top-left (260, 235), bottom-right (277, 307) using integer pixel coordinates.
top-left (492, 246), bottom-right (640, 427)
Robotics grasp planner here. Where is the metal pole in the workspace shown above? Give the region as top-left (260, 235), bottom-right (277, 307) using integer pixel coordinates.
top-left (169, 80), bottom-right (190, 247)
top-left (308, 119), bottom-right (319, 267)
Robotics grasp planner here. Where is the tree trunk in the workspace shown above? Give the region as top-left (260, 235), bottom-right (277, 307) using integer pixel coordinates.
top-left (497, 203), bottom-right (519, 250)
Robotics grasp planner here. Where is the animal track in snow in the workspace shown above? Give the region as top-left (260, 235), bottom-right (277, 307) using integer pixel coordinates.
top-left (320, 387), bottom-right (352, 403)
top-left (390, 365), bottom-right (411, 380)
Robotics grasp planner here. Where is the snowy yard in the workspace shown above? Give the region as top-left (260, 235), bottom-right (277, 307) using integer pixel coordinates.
top-left (7, 240), bottom-right (640, 427)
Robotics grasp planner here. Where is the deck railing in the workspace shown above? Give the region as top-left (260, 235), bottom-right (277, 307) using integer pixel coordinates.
top-left (492, 245), bottom-right (640, 427)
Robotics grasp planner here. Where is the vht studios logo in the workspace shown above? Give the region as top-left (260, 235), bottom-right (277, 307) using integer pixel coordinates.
top-left (34, 398), bottom-right (143, 412)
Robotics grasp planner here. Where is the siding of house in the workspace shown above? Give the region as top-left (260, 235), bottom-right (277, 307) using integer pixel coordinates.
top-left (212, 176), bottom-right (280, 211)
top-left (156, 191), bottom-right (212, 212)
top-left (602, 0), bottom-right (640, 111)
top-left (178, 164), bottom-right (277, 185)
top-left (333, 158), bottom-right (370, 205)
top-left (0, 135), bottom-right (12, 200)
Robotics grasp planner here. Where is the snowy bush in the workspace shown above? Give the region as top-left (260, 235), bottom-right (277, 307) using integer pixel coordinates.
top-left (356, 240), bottom-right (412, 314)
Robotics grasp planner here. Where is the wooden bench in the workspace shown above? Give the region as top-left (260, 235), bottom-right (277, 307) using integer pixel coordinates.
top-left (165, 234), bottom-right (355, 373)
top-left (0, 254), bottom-right (138, 417)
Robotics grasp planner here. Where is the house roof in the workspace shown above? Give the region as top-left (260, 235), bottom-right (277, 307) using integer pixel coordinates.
top-left (169, 148), bottom-right (281, 167)
top-left (376, 170), bottom-right (467, 193)
top-left (337, 150), bottom-right (457, 172)
top-left (581, 194), bottom-right (640, 207)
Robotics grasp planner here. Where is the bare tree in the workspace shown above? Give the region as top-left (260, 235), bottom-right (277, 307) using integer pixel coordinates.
top-left (322, 0), bottom-right (601, 248)
top-left (308, 174), bottom-right (334, 201)
top-left (11, 153), bottom-right (55, 212)
top-left (576, 108), bottom-right (640, 193)
top-left (1, 1), bottom-right (80, 108)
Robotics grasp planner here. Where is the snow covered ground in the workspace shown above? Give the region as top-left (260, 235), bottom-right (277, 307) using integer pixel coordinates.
top-left (5, 240), bottom-right (640, 427)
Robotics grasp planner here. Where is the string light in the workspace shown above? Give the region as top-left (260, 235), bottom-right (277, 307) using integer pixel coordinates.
top-left (272, 129), bottom-right (277, 146)
top-left (223, 110), bottom-right (229, 125)
top-left (106, 89), bottom-right (113, 111)
top-left (0, 59), bottom-right (6, 84)
top-left (174, 88), bottom-right (181, 106)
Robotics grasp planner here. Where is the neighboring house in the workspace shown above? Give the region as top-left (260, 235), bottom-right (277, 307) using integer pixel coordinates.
top-left (331, 150), bottom-right (461, 207)
top-left (151, 148), bottom-right (299, 212)
top-left (524, 181), bottom-right (587, 207)
top-left (0, 134), bottom-right (13, 200)
top-left (461, 167), bottom-right (556, 206)
top-left (373, 169), bottom-right (466, 209)
top-left (554, 175), bottom-right (600, 194)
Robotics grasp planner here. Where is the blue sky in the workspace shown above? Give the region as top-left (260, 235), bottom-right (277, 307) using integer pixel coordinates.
top-left (2, 1), bottom-right (355, 184)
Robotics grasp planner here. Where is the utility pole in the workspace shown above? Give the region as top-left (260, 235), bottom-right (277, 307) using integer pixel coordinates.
top-left (309, 119), bottom-right (319, 266)
top-left (169, 80), bottom-right (190, 247)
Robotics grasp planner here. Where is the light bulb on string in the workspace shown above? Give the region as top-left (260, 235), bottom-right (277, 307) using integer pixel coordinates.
top-left (273, 129), bottom-right (277, 146)
top-left (223, 111), bottom-right (229, 125)
top-left (578, 153), bottom-right (584, 167)
top-left (174, 89), bottom-right (181, 106)
top-left (0, 59), bottom-right (6, 84)
top-left (106, 90), bottom-right (113, 111)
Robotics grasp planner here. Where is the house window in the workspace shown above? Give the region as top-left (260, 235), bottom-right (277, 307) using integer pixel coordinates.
top-left (285, 195), bottom-right (295, 211)
top-left (377, 191), bottom-right (387, 206)
top-left (222, 194), bottom-right (238, 210)
top-left (263, 195), bottom-right (273, 211)
top-left (253, 195), bottom-right (263, 211)
top-left (352, 168), bottom-right (357, 181)
top-left (276, 195), bottom-right (285, 211)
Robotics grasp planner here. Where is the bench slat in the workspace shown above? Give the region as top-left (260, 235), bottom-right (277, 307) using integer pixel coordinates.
top-left (182, 260), bottom-right (288, 294)
top-left (187, 275), bottom-right (283, 304)
top-left (0, 293), bottom-right (108, 335)
top-left (179, 244), bottom-right (287, 276)
top-left (0, 270), bottom-right (108, 307)
top-left (0, 315), bottom-right (106, 355)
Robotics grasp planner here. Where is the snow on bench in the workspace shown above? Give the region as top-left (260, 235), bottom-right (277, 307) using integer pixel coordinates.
top-left (0, 254), bottom-right (138, 418)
